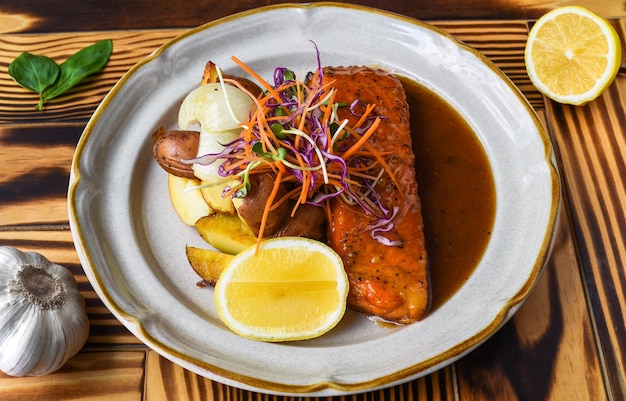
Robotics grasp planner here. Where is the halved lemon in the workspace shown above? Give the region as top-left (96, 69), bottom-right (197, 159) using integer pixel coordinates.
top-left (214, 237), bottom-right (349, 342)
top-left (524, 6), bottom-right (622, 105)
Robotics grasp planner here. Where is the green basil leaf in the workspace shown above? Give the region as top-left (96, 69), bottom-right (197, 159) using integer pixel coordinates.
top-left (43, 39), bottom-right (113, 101)
top-left (8, 52), bottom-right (59, 94)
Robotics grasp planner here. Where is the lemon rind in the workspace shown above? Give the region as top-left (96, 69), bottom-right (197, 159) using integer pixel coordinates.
top-left (525, 6), bottom-right (622, 105)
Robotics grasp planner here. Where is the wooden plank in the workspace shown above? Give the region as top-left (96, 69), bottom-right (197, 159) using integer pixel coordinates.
top-left (144, 350), bottom-right (456, 400)
top-left (0, 125), bottom-right (82, 227)
top-left (0, 19), bottom-right (620, 401)
top-left (1, 0), bottom-right (623, 34)
top-left (0, 350), bottom-right (145, 401)
top-left (0, 230), bottom-right (142, 345)
top-left (0, 30), bottom-right (180, 123)
top-left (455, 205), bottom-right (607, 400)
top-left (543, 47), bottom-right (626, 399)
top-left (0, 21), bottom-right (539, 125)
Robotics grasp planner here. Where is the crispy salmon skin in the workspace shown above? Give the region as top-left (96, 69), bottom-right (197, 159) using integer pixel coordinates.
top-left (318, 66), bottom-right (430, 324)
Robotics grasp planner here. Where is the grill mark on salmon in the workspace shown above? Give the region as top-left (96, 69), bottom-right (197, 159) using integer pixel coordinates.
top-left (319, 66), bottom-right (430, 324)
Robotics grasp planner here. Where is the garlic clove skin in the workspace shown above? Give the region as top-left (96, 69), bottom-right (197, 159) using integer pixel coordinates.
top-left (0, 246), bottom-right (90, 376)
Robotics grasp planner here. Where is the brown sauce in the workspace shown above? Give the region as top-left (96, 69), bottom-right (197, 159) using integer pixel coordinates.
top-left (400, 77), bottom-right (496, 311)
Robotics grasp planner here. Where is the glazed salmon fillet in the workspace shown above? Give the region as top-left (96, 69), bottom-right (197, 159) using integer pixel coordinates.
top-left (320, 66), bottom-right (430, 324)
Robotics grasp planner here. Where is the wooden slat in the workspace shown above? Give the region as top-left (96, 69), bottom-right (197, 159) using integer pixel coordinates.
top-left (0, 351), bottom-right (145, 401)
top-left (455, 205), bottom-right (607, 400)
top-left (544, 55), bottom-right (626, 399)
top-left (145, 350), bottom-right (456, 400)
top-left (0, 230), bottom-right (141, 345)
top-left (0, 22), bottom-right (538, 125)
top-left (1, 0), bottom-right (623, 34)
top-left (1, 17), bottom-right (623, 401)
top-left (0, 125), bottom-right (82, 227)
top-left (0, 30), bottom-right (180, 123)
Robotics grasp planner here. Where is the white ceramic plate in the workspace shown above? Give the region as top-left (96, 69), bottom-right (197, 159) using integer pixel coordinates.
top-left (69, 2), bottom-right (560, 396)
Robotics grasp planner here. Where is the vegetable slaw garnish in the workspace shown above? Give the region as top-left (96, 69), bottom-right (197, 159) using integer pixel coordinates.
top-left (185, 46), bottom-right (403, 249)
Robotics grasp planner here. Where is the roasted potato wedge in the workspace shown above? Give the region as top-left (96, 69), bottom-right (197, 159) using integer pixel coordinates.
top-left (168, 174), bottom-right (213, 225)
top-left (186, 245), bottom-right (234, 285)
top-left (199, 180), bottom-right (238, 215)
top-left (195, 213), bottom-right (257, 254)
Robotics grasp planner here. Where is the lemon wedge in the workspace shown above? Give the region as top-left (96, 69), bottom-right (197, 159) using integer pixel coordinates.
top-left (524, 6), bottom-right (622, 105)
top-left (214, 237), bottom-right (349, 342)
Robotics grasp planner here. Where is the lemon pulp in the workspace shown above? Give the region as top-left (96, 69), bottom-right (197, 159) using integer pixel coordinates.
top-left (214, 237), bottom-right (348, 342)
top-left (525, 6), bottom-right (622, 105)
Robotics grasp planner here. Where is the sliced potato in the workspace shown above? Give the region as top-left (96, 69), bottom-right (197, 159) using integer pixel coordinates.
top-left (186, 245), bottom-right (234, 285)
top-left (195, 213), bottom-right (257, 254)
top-left (200, 180), bottom-right (238, 215)
top-left (168, 174), bottom-right (213, 225)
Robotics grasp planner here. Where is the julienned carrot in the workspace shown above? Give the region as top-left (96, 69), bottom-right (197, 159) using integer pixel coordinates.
top-left (353, 103), bottom-right (377, 129)
top-left (340, 117), bottom-right (381, 160)
top-left (270, 186), bottom-right (301, 211)
top-left (255, 168), bottom-right (284, 253)
top-left (362, 141), bottom-right (402, 191)
top-left (349, 150), bottom-right (393, 158)
top-left (321, 89), bottom-right (337, 153)
top-left (231, 56), bottom-right (282, 102)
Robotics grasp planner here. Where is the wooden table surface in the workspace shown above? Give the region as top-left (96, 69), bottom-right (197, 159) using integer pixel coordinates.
top-left (1, 1), bottom-right (625, 400)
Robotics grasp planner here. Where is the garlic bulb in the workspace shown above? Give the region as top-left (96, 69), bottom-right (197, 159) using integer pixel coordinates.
top-left (0, 246), bottom-right (89, 376)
